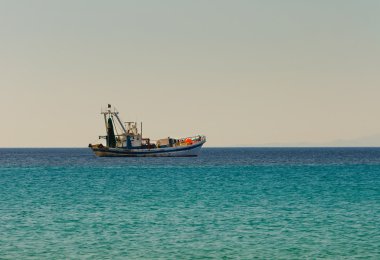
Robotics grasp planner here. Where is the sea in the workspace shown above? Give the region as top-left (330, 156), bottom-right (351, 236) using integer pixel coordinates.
top-left (0, 148), bottom-right (379, 259)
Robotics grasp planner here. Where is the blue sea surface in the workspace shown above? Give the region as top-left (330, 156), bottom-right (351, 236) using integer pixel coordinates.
top-left (0, 148), bottom-right (379, 259)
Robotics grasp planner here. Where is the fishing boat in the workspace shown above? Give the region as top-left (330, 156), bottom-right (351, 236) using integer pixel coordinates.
top-left (89, 104), bottom-right (206, 157)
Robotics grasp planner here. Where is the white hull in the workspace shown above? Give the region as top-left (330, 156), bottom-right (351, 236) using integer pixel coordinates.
top-left (91, 140), bottom-right (205, 157)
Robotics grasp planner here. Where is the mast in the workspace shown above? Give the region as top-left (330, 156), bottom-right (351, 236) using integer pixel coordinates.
top-left (113, 111), bottom-right (128, 135)
top-left (101, 104), bottom-right (112, 132)
top-left (101, 104), bottom-right (128, 136)
top-left (103, 113), bottom-right (107, 130)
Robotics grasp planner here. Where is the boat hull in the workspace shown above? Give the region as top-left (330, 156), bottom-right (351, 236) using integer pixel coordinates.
top-left (90, 140), bottom-right (205, 157)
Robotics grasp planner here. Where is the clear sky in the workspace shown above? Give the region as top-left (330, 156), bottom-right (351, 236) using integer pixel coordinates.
top-left (1, 0), bottom-right (379, 147)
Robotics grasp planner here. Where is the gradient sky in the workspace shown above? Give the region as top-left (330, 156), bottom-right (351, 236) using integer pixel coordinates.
top-left (1, 0), bottom-right (379, 147)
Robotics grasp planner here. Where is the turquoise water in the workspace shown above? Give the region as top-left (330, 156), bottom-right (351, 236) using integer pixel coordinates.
top-left (1, 148), bottom-right (379, 259)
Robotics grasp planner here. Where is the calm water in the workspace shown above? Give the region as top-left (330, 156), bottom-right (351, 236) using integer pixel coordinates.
top-left (1, 148), bottom-right (379, 259)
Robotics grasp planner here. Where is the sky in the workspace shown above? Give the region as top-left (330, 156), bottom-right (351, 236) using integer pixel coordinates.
top-left (1, 0), bottom-right (380, 147)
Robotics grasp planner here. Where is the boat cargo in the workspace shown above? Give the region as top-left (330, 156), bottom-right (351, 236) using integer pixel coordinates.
top-left (89, 104), bottom-right (206, 157)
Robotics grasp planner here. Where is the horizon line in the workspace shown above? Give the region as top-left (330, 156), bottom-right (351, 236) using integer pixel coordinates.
top-left (1, 146), bottom-right (380, 149)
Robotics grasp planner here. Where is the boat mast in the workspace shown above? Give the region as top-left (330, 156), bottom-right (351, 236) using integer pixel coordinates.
top-left (101, 104), bottom-right (112, 131)
top-left (103, 113), bottom-right (108, 130)
top-left (101, 104), bottom-right (127, 135)
top-left (113, 110), bottom-right (128, 135)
